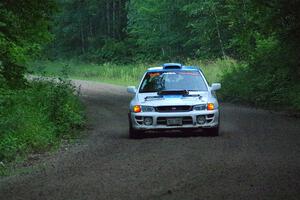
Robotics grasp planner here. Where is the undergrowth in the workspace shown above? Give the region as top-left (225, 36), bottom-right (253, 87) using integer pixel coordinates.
top-left (0, 77), bottom-right (84, 175)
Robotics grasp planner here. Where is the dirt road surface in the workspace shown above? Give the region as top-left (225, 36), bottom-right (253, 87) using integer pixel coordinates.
top-left (0, 80), bottom-right (300, 200)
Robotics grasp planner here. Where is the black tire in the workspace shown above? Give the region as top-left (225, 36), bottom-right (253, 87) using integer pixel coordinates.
top-left (204, 126), bottom-right (219, 136)
top-left (129, 125), bottom-right (142, 139)
top-left (128, 115), bottom-right (143, 139)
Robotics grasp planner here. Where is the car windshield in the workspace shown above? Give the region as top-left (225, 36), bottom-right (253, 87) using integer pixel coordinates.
top-left (139, 71), bottom-right (207, 93)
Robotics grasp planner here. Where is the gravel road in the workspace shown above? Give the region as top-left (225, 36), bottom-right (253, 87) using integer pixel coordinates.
top-left (0, 80), bottom-right (300, 200)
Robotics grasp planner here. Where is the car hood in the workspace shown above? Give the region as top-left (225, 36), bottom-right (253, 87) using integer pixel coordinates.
top-left (137, 91), bottom-right (209, 106)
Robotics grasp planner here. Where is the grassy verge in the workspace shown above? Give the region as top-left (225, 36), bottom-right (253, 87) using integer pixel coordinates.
top-left (29, 59), bottom-right (237, 86)
top-left (29, 61), bottom-right (147, 86)
top-left (219, 62), bottom-right (300, 111)
top-left (0, 78), bottom-right (85, 176)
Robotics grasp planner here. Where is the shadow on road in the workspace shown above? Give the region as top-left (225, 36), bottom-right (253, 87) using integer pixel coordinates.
top-left (120, 130), bottom-right (222, 140)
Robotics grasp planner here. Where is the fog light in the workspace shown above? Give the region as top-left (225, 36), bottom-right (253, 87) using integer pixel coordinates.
top-left (196, 115), bottom-right (206, 124)
top-left (144, 117), bottom-right (153, 126)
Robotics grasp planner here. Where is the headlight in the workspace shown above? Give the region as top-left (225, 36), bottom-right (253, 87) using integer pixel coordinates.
top-left (141, 106), bottom-right (155, 112)
top-left (193, 104), bottom-right (206, 111)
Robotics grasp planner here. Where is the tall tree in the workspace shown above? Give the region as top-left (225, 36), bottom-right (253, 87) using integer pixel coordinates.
top-left (0, 0), bottom-right (56, 88)
top-left (127, 0), bottom-right (190, 60)
top-left (49, 0), bottom-right (129, 62)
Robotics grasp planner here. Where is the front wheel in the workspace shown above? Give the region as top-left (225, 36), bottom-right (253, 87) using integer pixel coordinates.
top-left (204, 126), bottom-right (219, 136)
top-left (129, 126), bottom-right (143, 139)
top-left (128, 116), bottom-right (143, 139)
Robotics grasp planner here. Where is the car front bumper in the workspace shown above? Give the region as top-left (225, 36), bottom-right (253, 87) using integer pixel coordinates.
top-left (129, 110), bottom-right (219, 130)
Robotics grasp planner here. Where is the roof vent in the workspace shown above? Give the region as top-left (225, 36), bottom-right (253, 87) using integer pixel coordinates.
top-left (163, 63), bottom-right (183, 69)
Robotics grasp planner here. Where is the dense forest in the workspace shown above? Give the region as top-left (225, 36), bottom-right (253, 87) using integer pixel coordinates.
top-left (48, 0), bottom-right (299, 62)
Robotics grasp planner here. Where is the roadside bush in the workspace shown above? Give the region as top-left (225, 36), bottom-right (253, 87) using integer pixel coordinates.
top-left (219, 63), bottom-right (300, 111)
top-left (0, 79), bottom-right (84, 162)
top-left (85, 39), bottom-right (132, 64)
top-left (219, 34), bottom-right (300, 111)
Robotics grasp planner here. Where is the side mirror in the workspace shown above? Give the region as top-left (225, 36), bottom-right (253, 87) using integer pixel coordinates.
top-left (211, 83), bottom-right (221, 91)
top-left (127, 86), bottom-right (137, 94)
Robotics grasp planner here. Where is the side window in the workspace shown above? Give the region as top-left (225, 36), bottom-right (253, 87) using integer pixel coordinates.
top-left (140, 76), bottom-right (148, 90)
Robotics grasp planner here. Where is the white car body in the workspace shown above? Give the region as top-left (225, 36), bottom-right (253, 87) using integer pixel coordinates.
top-left (127, 63), bottom-right (221, 138)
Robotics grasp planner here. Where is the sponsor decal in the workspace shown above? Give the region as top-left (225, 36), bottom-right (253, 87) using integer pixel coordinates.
top-left (149, 72), bottom-right (161, 78)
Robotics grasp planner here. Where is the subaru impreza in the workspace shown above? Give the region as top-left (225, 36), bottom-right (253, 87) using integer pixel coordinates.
top-left (127, 63), bottom-right (221, 138)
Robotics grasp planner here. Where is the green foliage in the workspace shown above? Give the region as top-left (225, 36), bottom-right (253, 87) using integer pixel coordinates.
top-left (0, 0), bottom-right (56, 88)
top-left (181, 0), bottom-right (229, 58)
top-left (127, 0), bottom-right (190, 60)
top-left (47, 0), bottom-right (128, 62)
top-left (46, 0), bottom-right (300, 69)
top-left (220, 62), bottom-right (300, 110)
top-left (217, 0), bottom-right (300, 110)
top-left (186, 58), bottom-right (238, 83)
top-left (30, 61), bottom-right (148, 86)
top-left (86, 39), bottom-right (131, 63)
top-left (0, 79), bottom-right (84, 163)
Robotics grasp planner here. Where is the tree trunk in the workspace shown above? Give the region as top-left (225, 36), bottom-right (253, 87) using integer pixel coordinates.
top-left (112, 0), bottom-right (116, 38)
top-left (79, 10), bottom-right (85, 54)
top-left (106, 1), bottom-right (110, 36)
top-left (118, 0), bottom-right (122, 39)
top-left (89, 18), bottom-right (93, 37)
top-left (80, 25), bottom-right (85, 54)
top-left (212, 6), bottom-right (226, 58)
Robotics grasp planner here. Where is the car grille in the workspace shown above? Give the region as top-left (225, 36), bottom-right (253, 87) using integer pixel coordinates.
top-left (155, 106), bottom-right (192, 112)
top-left (157, 117), bottom-right (193, 125)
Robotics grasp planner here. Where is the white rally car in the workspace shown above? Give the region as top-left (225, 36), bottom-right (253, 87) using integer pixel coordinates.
top-left (127, 63), bottom-right (221, 138)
